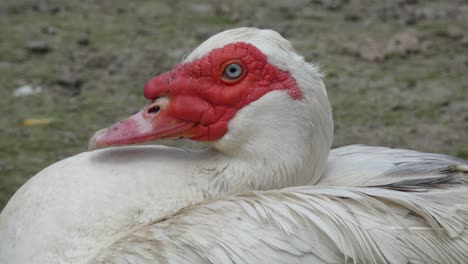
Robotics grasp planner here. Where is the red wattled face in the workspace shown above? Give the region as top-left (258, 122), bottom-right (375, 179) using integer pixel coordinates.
top-left (143, 42), bottom-right (302, 141)
top-left (88, 42), bottom-right (302, 150)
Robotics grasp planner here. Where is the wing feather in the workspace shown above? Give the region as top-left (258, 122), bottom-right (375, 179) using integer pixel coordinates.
top-left (91, 184), bottom-right (468, 264)
top-left (321, 145), bottom-right (468, 188)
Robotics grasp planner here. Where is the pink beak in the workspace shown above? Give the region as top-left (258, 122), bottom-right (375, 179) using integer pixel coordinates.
top-left (88, 98), bottom-right (195, 150)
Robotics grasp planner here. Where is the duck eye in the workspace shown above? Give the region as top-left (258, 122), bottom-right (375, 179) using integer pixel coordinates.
top-left (223, 63), bottom-right (243, 79)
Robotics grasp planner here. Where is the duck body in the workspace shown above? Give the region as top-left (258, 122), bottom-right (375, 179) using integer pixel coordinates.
top-left (3, 145), bottom-right (467, 264)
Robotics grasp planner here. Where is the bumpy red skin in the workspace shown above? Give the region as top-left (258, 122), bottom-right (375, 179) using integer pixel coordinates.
top-left (144, 42), bottom-right (302, 141)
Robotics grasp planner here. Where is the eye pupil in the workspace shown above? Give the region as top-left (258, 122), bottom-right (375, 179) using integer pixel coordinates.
top-left (223, 63), bottom-right (243, 80)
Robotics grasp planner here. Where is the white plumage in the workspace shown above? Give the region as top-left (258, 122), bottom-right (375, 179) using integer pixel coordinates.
top-left (1, 28), bottom-right (467, 264)
top-left (92, 146), bottom-right (468, 264)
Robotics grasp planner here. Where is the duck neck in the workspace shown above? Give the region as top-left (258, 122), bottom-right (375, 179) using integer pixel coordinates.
top-left (203, 91), bottom-right (333, 194)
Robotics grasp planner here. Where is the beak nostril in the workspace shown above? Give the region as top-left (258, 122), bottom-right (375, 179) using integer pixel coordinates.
top-left (147, 105), bottom-right (161, 115)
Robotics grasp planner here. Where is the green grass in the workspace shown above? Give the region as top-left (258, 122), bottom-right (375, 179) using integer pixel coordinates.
top-left (457, 149), bottom-right (468, 160)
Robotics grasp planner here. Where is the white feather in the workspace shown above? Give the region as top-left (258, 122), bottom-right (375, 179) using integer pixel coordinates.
top-left (91, 184), bottom-right (468, 264)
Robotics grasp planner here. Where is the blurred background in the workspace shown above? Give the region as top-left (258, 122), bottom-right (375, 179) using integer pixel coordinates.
top-left (0, 0), bottom-right (467, 209)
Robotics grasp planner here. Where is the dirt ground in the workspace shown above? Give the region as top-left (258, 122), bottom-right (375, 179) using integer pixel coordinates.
top-left (1, 0), bottom-right (467, 209)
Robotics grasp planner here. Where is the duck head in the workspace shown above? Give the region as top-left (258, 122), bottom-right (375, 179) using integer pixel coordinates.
top-left (89, 28), bottom-right (333, 176)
